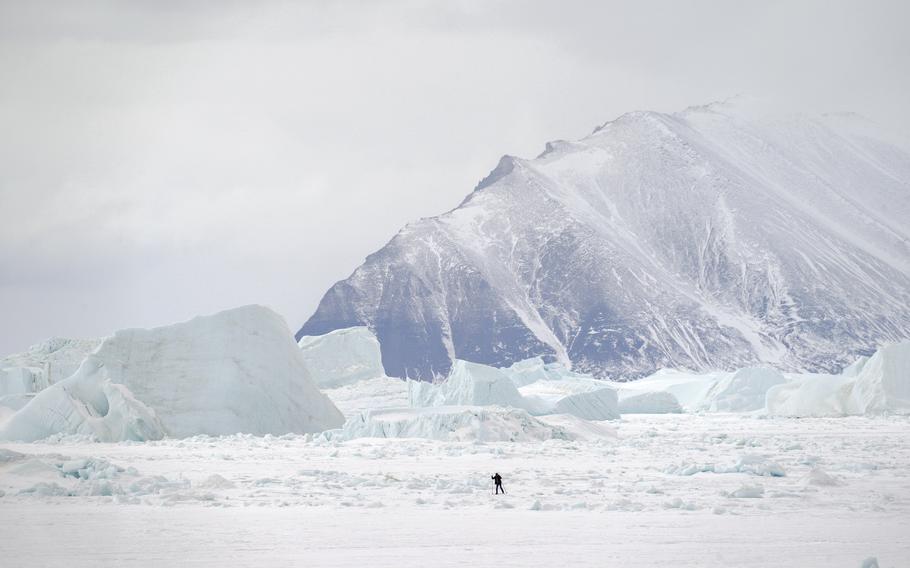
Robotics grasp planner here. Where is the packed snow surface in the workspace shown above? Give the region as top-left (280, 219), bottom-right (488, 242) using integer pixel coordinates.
top-left (1, 414), bottom-right (907, 566)
top-left (0, 306), bottom-right (344, 441)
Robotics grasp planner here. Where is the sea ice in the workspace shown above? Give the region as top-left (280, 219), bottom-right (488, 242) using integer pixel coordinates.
top-left (0, 306), bottom-right (344, 441)
top-left (617, 391), bottom-right (683, 414)
top-left (331, 406), bottom-right (587, 442)
top-left (298, 327), bottom-right (385, 388)
top-left (408, 360), bottom-right (527, 409)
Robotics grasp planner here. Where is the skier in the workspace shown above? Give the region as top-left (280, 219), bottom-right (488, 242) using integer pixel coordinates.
top-left (491, 472), bottom-right (505, 494)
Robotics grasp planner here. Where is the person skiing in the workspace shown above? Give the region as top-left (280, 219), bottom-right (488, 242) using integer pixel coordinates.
top-left (491, 472), bottom-right (504, 494)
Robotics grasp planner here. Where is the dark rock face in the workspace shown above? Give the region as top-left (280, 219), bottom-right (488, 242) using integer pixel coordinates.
top-left (298, 103), bottom-right (910, 380)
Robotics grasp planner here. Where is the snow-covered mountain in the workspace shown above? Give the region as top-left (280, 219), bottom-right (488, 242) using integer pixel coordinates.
top-left (298, 100), bottom-right (910, 380)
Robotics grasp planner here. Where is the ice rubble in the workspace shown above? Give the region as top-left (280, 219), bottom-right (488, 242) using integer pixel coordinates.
top-left (611, 342), bottom-right (910, 417)
top-left (0, 450), bottom-right (215, 503)
top-left (298, 327), bottom-right (385, 388)
top-left (331, 406), bottom-right (611, 442)
top-left (405, 356), bottom-right (620, 421)
top-left (0, 306), bottom-right (344, 441)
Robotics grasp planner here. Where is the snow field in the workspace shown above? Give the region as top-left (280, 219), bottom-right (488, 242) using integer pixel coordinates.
top-left (1, 414), bottom-right (908, 566)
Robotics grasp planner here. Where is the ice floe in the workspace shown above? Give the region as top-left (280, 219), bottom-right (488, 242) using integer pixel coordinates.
top-left (0, 306), bottom-right (344, 441)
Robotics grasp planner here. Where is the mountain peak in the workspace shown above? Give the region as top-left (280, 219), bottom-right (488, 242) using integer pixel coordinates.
top-left (474, 155), bottom-right (519, 192)
top-left (298, 103), bottom-right (910, 380)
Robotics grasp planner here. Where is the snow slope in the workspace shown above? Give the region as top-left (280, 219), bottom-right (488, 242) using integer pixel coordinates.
top-left (1, 414), bottom-right (908, 567)
top-left (0, 306), bottom-right (344, 440)
top-left (298, 100), bottom-right (910, 379)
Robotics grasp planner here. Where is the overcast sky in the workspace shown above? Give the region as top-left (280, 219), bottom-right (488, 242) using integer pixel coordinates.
top-left (1, 0), bottom-right (908, 354)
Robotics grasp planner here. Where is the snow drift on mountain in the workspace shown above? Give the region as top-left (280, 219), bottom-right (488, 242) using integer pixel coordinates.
top-left (298, 327), bottom-right (385, 388)
top-left (0, 306), bottom-right (344, 441)
top-left (297, 100), bottom-right (910, 380)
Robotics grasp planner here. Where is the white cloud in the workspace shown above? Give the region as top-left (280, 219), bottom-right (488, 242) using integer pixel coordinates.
top-left (1, 0), bottom-right (908, 352)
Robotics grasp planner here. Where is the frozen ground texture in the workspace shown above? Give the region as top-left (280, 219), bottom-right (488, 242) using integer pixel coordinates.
top-left (0, 306), bottom-right (344, 441)
top-left (1, 414), bottom-right (907, 567)
top-left (298, 100), bottom-right (910, 380)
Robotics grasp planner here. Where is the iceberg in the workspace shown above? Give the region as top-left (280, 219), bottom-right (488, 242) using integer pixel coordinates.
top-left (333, 406), bottom-right (608, 442)
top-left (298, 326), bottom-right (385, 388)
top-left (766, 342), bottom-right (910, 416)
top-left (408, 360), bottom-right (527, 409)
top-left (0, 358), bottom-right (166, 442)
top-left (617, 391), bottom-right (683, 414)
top-left (0, 305), bottom-right (344, 441)
top-left (698, 367), bottom-right (787, 412)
